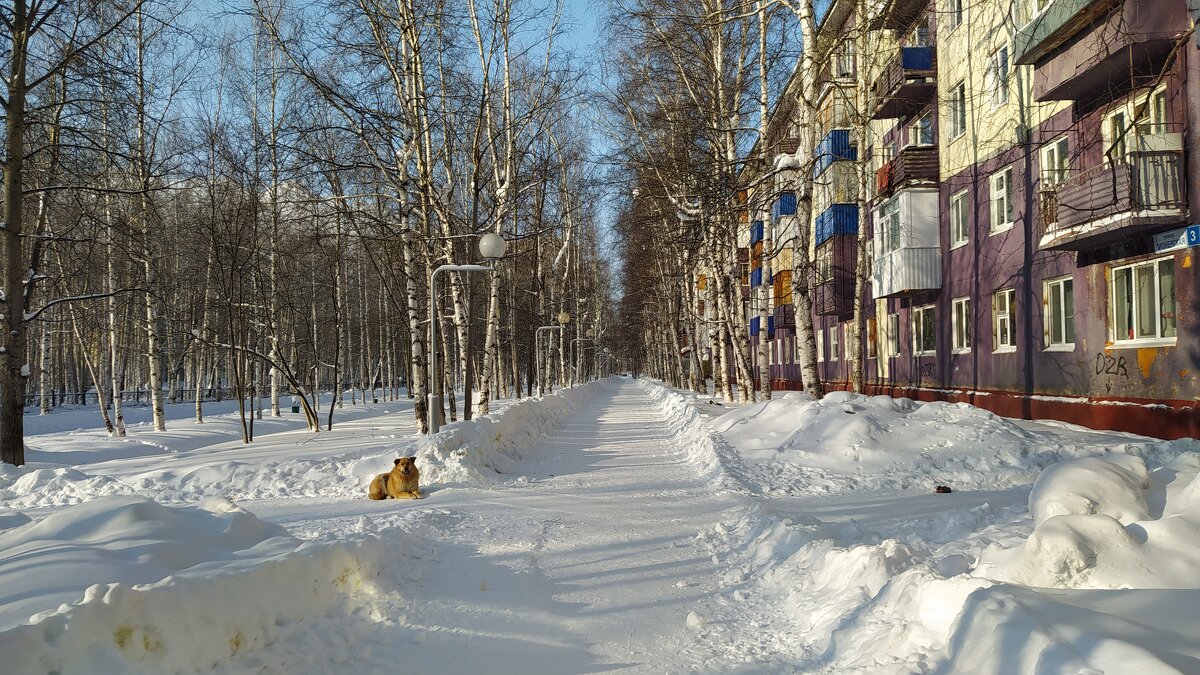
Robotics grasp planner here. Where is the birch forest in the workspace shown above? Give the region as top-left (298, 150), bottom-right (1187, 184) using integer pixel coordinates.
top-left (1, 0), bottom-right (611, 466)
top-left (3, 0), bottom-right (846, 468)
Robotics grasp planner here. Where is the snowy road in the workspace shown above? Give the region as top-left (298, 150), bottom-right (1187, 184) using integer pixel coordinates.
top-left (250, 379), bottom-right (749, 673)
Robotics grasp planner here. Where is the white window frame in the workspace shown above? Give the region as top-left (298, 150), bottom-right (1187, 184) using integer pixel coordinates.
top-left (990, 166), bottom-right (1014, 234)
top-left (829, 324), bottom-right (839, 361)
top-left (909, 114), bottom-right (934, 147)
top-left (951, 297), bottom-right (972, 353)
top-left (1041, 135), bottom-right (1070, 187)
top-left (817, 327), bottom-right (825, 362)
top-left (987, 45), bottom-right (1010, 109)
top-left (1044, 275), bottom-right (1075, 351)
top-left (878, 195), bottom-right (902, 254)
top-left (947, 0), bottom-right (963, 30)
top-left (993, 289), bottom-right (1017, 353)
top-left (950, 189), bottom-right (969, 249)
top-left (912, 305), bottom-right (937, 357)
top-left (949, 81), bottom-right (967, 140)
top-left (886, 313), bottom-right (901, 357)
top-left (1103, 108), bottom-right (1130, 164)
top-left (1110, 256), bottom-right (1177, 347)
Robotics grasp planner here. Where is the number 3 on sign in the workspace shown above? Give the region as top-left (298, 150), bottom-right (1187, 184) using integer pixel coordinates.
top-left (1187, 224), bottom-right (1200, 247)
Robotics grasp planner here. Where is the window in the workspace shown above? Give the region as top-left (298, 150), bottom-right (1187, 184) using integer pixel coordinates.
top-left (909, 17), bottom-right (931, 47)
top-left (912, 305), bottom-right (936, 356)
top-left (993, 289), bottom-right (1016, 351)
top-left (867, 318), bottom-right (878, 359)
top-left (817, 327), bottom-right (825, 362)
top-left (1104, 109), bottom-right (1129, 163)
top-left (835, 40), bottom-right (856, 78)
top-left (950, 189), bottom-right (969, 247)
top-left (952, 297), bottom-right (972, 353)
top-left (949, 81), bottom-right (967, 139)
top-left (878, 196), bottom-right (902, 254)
top-left (830, 325), bottom-right (839, 361)
top-left (887, 313), bottom-right (901, 357)
top-left (990, 166), bottom-right (1014, 233)
top-left (1111, 256), bottom-right (1177, 343)
top-left (987, 46), bottom-right (1010, 108)
top-left (1041, 136), bottom-right (1070, 187)
top-left (816, 245), bottom-right (834, 283)
top-left (947, 0), bottom-right (963, 29)
top-left (1045, 276), bottom-right (1075, 349)
top-left (909, 115), bottom-right (933, 147)
top-left (1134, 86), bottom-right (1169, 135)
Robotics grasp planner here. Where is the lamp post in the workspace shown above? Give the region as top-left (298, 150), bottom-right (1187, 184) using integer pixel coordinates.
top-left (534, 311), bottom-right (570, 396)
top-left (428, 233), bottom-right (507, 434)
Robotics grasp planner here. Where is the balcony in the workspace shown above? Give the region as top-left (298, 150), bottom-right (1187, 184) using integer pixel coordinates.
top-left (871, 47), bottom-right (936, 120)
top-left (815, 204), bottom-right (859, 247)
top-left (813, 130), bottom-right (857, 178)
top-left (875, 145), bottom-right (939, 200)
top-left (772, 136), bottom-right (801, 158)
top-left (871, 188), bottom-right (941, 298)
top-left (1037, 146), bottom-right (1186, 251)
top-left (868, 0), bottom-right (927, 31)
top-left (1014, 0), bottom-right (1188, 102)
top-left (772, 303), bottom-right (796, 329)
top-left (749, 315), bottom-right (774, 338)
top-left (771, 192), bottom-right (797, 223)
top-left (813, 236), bottom-right (857, 317)
top-left (749, 220), bottom-right (765, 246)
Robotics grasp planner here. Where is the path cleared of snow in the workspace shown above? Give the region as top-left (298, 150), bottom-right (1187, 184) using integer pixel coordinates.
top-left (3, 378), bottom-right (1200, 673)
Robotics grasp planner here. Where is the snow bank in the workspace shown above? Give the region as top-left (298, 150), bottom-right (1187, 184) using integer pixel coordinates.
top-left (979, 451), bottom-right (1200, 589)
top-left (710, 390), bottom-right (1195, 494)
top-left (418, 382), bottom-right (605, 484)
top-left (0, 448), bottom-right (400, 508)
top-left (0, 496), bottom-right (387, 674)
top-left (629, 380), bottom-right (732, 486)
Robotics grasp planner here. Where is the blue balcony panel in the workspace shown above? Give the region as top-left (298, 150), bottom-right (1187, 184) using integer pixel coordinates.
top-left (814, 129), bottom-right (857, 178)
top-left (750, 316), bottom-right (760, 337)
top-left (771, 192), bottom-right (797, 221)
top-left (750, 267), bottom-right (763, 288)
top-left (749, 220), bottom-right (764, 246)
top-left (814, 204), bottom-right (860, 247)
top-left (900, 46), bottom-right (934, 71)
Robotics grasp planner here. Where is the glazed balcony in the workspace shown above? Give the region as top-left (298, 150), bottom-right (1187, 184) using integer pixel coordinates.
top-left (871, 188), bottom-right (941, 298)
top-left (1037, 145), bottom-right (1186, 251)
top-left (875, 145), bottom-right (939, 200)
top-left (1014, 0), bottom-right (1188, 101)
top-left (871, 47), bottom-right (937, 120)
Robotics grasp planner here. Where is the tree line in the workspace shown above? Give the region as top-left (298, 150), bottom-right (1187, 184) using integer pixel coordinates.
top-left (1, 0), bottom-right (612, 466)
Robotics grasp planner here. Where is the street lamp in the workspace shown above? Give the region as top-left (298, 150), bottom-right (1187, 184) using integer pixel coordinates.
top-left (428, 233), bottom-right (507, 434)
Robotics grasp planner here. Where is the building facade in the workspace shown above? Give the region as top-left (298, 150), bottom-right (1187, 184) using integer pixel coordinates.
top-left (751, 0), bottom-right (1200, 438)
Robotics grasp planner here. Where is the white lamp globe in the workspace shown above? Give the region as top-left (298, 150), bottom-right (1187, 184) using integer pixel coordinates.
top-left (479, 233), bottom-right (507, 261)
top-left (557, 311), bottom-right (571, 325)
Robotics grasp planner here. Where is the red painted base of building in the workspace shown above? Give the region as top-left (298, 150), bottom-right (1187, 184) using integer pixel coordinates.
top-left (767, 378), bottom-right (1200, 441)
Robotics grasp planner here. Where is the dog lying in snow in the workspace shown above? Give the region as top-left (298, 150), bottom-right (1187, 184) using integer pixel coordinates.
top-left (368, 457), bottom-right (421, 500)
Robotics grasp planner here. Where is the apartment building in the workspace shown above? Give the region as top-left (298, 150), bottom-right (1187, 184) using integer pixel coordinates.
top-left (753, 0), bottom-right (1200, 437)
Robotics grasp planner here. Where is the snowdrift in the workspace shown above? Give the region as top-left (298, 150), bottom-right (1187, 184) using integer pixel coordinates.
top-left (710, 389), bottom-right (1193, 493)
top-left (0, 496), bottom-right (387, 674)
top-left (658, 382), bottom-right (1200, 672)
top-left (0, 383), bottom-right (608, 509)
top-left (418, 381), bottom-right (606, 484)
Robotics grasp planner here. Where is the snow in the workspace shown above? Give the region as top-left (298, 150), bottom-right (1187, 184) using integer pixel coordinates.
top-left (1, 379), bottom-right (1199, 673)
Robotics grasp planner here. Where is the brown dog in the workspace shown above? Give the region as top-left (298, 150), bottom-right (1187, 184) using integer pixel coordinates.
top-left (368, 457), bottom-right (421, 500)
